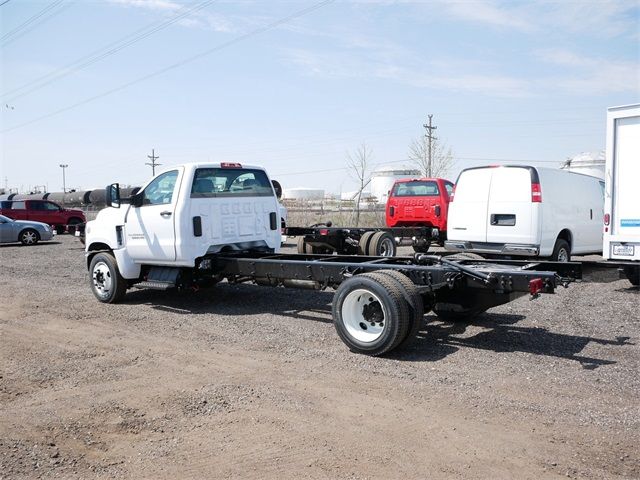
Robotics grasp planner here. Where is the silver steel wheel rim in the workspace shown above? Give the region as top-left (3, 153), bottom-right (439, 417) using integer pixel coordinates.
top-left (379, 237), bottom-right (395, 257)
top-left (92, 261), bottom-right (113, 296)
top-left (22, 231), bottom-right (36, 244)
top-left (341, 288), bottom-right (386, 343)
top-left (557, 248), bottom-right (569, 262)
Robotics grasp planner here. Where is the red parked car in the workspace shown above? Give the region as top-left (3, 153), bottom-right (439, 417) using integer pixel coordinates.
top-left (385, 177), bottom-right (454, 243)
top-left (0, 199), bottom-right (86, 234)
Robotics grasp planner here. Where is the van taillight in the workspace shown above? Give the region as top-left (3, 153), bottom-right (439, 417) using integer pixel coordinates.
top-left (531, 183), bottom-right (542, 203)
top-left (604, 213), bottom-right (610, 226)
top-left (450, 185), bottom-right (456, 202)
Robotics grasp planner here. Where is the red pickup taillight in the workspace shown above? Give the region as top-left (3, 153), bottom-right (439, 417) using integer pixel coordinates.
top-left (531, 183), bottom-right (542, 203)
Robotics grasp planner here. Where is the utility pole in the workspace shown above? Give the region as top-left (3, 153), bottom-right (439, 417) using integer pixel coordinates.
top-left (59, 164), bottom-right (68, 193)
top-left (146, 149), bottom-right (161, 175)
top-left (423, 114), bottom-right (437, 177)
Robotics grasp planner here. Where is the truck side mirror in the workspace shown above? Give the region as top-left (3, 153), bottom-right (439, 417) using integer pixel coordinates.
top-left (271, 180), bottom-right (282, 199)
top-left (130, 191), bottom-right (143, 207)
top-left (106, 183), bottom-right (121, 208)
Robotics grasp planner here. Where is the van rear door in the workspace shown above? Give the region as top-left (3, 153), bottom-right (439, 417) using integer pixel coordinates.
top-left (486, 167), bottom-right (538, 245)
top-left (447, 168), bottom-right (493, 242)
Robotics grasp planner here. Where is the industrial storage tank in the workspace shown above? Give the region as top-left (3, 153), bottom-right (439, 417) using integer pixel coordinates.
top-left (370, 166), bottom-right (421, 203)
top-left (46, 192), bottom-right (66, 205)
top-left (63, 190), bottom-right (93, 206)
top-left (0, 193), bottom-right (17, 201)
top-left (560, 151), bottom-right (605, 179)
top-left (11, 193), bottom-right (47, 201)
top-left (283, 188), bottom-right (325, 200)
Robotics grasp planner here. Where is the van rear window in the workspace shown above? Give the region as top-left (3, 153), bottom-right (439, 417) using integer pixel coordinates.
top-left (392, 181), bottom-right (439, 197)
top-left (191, 168), bottom-right (273, 198)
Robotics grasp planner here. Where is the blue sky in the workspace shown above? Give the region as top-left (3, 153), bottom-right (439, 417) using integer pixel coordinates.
top-left (1, 0), bottom-right (639, 194)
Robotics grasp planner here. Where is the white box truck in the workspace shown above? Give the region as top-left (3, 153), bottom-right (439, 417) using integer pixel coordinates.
top-left (603, 104), bottom-right (640, 286)
top-left (445, 165), bottom-right (604, 261)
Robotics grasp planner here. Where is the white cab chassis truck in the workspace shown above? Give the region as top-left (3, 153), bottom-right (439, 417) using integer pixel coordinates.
top-left (85, 162), bottom-right (581, 356)
top-left (603, 104), bottom-right (640, 286)
top-left (445, 165), bottom-right (604, 262)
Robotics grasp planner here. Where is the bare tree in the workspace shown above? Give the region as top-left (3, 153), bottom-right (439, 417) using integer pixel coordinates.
top-left (346, 142), bottom-right (372, 227)
top-left (408, 135), bottom-right (454, 178)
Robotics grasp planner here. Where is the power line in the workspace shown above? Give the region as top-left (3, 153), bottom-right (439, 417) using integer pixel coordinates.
top-left (0, 0), bottom-right (14, 7)
top-left (0, 0), bottom-right (69, 47)
top-left (146, 149), bottom-right (161, 175)
top-left (1, 0), bottom-right (217, 102)
top-left (1, 0), bottom-right (335, 134)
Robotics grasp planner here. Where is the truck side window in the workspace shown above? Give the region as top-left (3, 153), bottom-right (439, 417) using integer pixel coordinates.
top-left (44, 202), bottom-right (60, 211)
top-left (142, 170), bottom-right (179, 206)
top-left (30, 201), bottom-right (46, 211)
top-left (11, 201), bottom-right (26, 210)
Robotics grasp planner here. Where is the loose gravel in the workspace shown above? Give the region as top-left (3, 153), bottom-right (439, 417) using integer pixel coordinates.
top-left (1, 235), bottom-right (638, 479)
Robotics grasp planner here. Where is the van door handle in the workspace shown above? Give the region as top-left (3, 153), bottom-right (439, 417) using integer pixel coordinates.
top-left (160, 211), bottom-right (172, 217)
top-left (590, 209), bottom-right (593, 220)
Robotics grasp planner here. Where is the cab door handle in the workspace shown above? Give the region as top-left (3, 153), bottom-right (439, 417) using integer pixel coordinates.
top-left (160, 211), bottom-right (172, 217)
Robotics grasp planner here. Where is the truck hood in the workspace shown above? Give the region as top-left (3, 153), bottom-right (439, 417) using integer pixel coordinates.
top-left (86, 206), bottom-right (128, 237)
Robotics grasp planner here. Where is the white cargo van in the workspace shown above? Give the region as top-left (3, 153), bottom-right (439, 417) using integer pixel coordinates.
top-left (445, 165), bottom-right (604, 261)
top-left (603, 104), bottom-right (640, 285)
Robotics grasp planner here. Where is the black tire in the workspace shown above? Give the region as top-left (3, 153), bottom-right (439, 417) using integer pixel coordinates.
top-left (332, 272), bottom-right (411, 356)
top-left (19, 228), bottom-right (40, 246)
top-left (433, 304), bottom-right (485, 323)
top-left (550, 239), bottom-right (571, 262)
top-left (412, 243), bottom-right (430, 254)
top-left (67, 217), bottom-right (83, 235)
top-left (89, 252), bottom-right (127, 303)
top-left (376, 270), bottom-right (425, 348)
top-left (368, 231), bottom-right (396, 257)
top-left (297, 236), bottom-right (307, 254)
top-left (623, 266), bottom-right (640, 286)
top-left (358, 231), bottom-right (375, 255)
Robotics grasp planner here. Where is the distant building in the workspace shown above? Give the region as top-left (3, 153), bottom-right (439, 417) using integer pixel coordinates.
top-left (561, 151), bottom-right (605, 179)
top-left (283, 188), bottom-right (325, 200)
top-left (370, 166), bottom-right (421, 203)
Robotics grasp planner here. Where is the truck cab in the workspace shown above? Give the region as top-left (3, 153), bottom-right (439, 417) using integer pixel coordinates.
top-left (385, 178), bottom-right (453, 241)
top-left (85, 162), bottom-right (282, 282)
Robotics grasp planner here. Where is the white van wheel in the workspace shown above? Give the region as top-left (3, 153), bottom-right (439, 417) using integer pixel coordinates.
top-left (551, 239), bottom-right (570, 262)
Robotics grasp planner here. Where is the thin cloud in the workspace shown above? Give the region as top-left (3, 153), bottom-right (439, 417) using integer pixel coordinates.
top-left (536, 48), bottom-right (640, 94)
top-left (108, 0), bottom-right (181, 11)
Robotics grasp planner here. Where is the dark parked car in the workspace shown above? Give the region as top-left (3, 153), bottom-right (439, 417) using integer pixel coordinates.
top-left (0, 214), bottom-right (54, 245)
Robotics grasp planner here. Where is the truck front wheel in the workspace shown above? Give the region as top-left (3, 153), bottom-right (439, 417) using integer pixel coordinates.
top-left (332, 272), bottom-right (410, 356)
top-left (89, 252), bottom-right (127, 303)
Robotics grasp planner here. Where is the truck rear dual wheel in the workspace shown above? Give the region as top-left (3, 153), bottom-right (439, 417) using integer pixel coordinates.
top-left (375, 270), bottom-right (425, 348)
top-left (368, 232), bottom-right (396, 257)
top-left (623, 266), bottom-right (640, 286)
top-left (358, 231), bottom-right (375, 255)
top-left (297, 236), bottom-right (332, 254)
top-left (332, 272), bottom-right (411, 356)
top-left (89, 252), bottom-right (127, 303)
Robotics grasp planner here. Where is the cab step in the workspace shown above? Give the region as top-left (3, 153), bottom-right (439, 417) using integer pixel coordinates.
top-left (134, 267), bottom-right (180, 290)
top-left (134, 281), bottom-right (175, 291)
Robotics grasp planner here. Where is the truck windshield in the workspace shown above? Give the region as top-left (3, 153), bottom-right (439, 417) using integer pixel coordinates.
top-left (392, 181), bottom-right (439, 197)
top-left (191, 168), bottom-right (273, 198)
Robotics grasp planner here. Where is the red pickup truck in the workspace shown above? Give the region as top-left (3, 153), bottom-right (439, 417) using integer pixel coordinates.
top-left (0, 199), bottom-right (86, 234)
top-left (385, 177), bottom-right (454, 246)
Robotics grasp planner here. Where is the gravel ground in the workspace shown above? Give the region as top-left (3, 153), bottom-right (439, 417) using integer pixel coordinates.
top-left (1, 235), bottom-right (638, 479)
